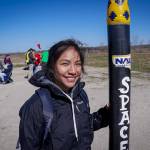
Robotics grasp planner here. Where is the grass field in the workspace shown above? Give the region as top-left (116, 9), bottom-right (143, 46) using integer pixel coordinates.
top-left (131, 52), bottom-right (150, 72)
top-left (0, 50), bottom-right (150, 73)
top-left (85, 51), bottom-right (150, 73)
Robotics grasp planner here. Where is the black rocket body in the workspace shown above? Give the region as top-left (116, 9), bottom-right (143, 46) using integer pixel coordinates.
top-left (107, 0), bottom-right (131, 150)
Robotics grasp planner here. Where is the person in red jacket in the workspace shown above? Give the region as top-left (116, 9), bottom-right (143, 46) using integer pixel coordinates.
top-left (34, 51), bottom-right (42, 73)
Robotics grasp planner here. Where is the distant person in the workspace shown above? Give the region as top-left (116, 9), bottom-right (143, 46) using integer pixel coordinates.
top-left (41, 50), bottom-right (48, 70)
top-left (17, 39), bottom-right (110, 150)
top-left (0, 54), bottom-right (13, 84)
top-left (33, 51), bottom-right (42, 73)
top-left (24, 48), bottom-right (36, 79)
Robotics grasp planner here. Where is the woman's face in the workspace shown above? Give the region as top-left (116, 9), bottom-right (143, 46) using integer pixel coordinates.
top-left (54, 47), bottom-right (82, 91)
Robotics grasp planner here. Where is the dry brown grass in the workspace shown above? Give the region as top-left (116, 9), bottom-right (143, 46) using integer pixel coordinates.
top-left (0, 50), bottom-right (150, 73)
top-left (85, 51), bottom-right (150, 73)
top-left (0, 53), bottom-right (25, 65)
top-left (131, 52), bottom-right (150, 72)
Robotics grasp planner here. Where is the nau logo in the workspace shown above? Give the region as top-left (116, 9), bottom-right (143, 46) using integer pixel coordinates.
top-left (112, 54), bottom-right (131, 69)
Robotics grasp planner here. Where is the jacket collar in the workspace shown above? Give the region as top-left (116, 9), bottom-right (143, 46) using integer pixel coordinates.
top-left (29, 70), bottom-right (85, 100)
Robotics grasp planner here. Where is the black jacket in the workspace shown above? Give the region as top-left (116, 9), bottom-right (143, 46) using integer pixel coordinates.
top-left (19, 71), bottom-right (109, 150)
top-left (3, 63), bottom-right (13, 76)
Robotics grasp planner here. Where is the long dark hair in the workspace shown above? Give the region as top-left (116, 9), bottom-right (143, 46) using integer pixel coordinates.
top-left (4, 55), bottom-right (12, 65)
top-left (45, 39), bottom-right (85, 80)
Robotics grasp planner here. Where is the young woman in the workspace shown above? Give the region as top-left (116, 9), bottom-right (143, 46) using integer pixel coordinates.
top-left (18, 39), bottom-right (109, 150)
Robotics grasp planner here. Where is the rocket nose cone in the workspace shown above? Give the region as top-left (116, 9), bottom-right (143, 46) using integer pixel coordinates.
top-left (107, 0), bottom-right (130, 25)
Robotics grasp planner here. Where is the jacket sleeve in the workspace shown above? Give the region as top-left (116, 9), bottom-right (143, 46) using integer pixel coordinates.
top-left (80, 89), bottom-right (110, 131)
top-left (19, 94), bottom-right (44, 150)
top-left (91, 105), bottom-right (110, 131)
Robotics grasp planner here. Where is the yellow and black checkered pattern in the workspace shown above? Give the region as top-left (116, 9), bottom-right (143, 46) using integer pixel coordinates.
top-left (107, 0), bottom-right (130, 25)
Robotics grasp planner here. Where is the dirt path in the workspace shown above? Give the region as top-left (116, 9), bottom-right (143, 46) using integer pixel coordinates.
top-left (0, 67), bottom-right (149, 150)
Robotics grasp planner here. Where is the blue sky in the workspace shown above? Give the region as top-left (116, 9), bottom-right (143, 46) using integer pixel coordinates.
top-left (0, 0), bottom-right (150, 53)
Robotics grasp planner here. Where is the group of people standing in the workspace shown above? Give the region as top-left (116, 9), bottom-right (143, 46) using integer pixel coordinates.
top-left (24, 48), bottom-right (48, 79)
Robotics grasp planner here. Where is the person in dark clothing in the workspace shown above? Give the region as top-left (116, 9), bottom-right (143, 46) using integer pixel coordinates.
top-left (18, 39), bottom-right (110, 150)
top-left (0, 55), bottom-right (13, 83)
